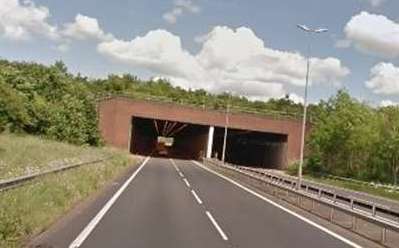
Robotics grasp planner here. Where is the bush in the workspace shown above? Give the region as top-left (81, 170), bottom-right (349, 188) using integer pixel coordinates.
top-left (287, 161), bottom-right (300, 176)
top-left (305, 155), bottom-right (325, 176)
top-left (0, 60), bottom-right (101, 145)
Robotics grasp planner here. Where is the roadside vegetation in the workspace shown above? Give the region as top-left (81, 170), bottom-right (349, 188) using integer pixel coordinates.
top-left (0, 133), bottom-right (135, 248)
top-left (0, 133), bottom-right (113, 180)
top-left (304, 175), bottom-right (399, 202)
top-left (305, 91), bottom-right (399, 186)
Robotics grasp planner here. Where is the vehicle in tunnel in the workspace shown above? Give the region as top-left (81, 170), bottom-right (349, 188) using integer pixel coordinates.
top-left (155, 136), bottom-right (174, 156)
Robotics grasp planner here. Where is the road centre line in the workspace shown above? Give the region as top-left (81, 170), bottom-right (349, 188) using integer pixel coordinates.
top-left (68, 157), bottom-right (151, 248)
top-left (192, 161), bottom-right (362, 248)
top-left (205, 211), bottom-right (229, 241)
top-left (191, 189), bottom-right (203, 204)
top-left (169, 158), bottom-right (180, 172)
top-left (183, 178), bottom-right (191, 187)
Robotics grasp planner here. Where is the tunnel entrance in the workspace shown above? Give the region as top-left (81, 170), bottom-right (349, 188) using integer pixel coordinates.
top-left (211, 127), bottom-right (288, 169)
top-left (130, 117), bottom-right (209, 159)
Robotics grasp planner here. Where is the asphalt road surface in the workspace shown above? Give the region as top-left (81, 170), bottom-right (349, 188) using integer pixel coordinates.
top-left (55, 157), bottom-right (361, 248)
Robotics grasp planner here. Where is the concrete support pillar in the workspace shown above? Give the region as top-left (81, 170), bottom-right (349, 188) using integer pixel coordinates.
top-left (206, 126), bottom-right (215, 158)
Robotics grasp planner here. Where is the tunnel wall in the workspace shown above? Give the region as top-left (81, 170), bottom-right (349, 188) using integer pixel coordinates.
top-left (98, 97), bottom-right (305, 167)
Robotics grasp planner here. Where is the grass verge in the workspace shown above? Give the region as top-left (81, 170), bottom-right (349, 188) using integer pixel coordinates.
top-left (0, 134), bottom-right (135, 248)
top-left (0, 133), bottom-right (114, 180)
top-left (304, 175), bottom-right (399, 202)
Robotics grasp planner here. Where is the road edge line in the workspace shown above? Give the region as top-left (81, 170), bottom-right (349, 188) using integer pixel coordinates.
top-left (192, 160), bottom-right (362, 248)
top-left (68, 156), bottom-right (151, 248)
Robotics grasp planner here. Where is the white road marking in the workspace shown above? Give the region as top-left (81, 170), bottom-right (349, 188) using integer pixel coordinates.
top-left (179, 171), bottom-right (184, 178)
top-left (183, 178), bottom-right (191, 188)
top-left (206, 211), bottom-right (229, 241)
top-left (192, 161), bottom-right (362, 248)
top-left (191, 189), bottom-right (203, 204)
top-left (170, 158), bottom-right (180, 172)
top-left (68, 157), bottom-right (151, 248)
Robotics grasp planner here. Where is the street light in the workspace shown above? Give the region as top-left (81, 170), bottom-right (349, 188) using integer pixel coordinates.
top-left (221, 91), bottom-right (231, 163)
top-left (296, 24), bottom-right (328, 190)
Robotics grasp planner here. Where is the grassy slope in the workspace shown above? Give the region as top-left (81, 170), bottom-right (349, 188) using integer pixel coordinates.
top-left (304, 175), bottom-right (399, 202)
top-left (0, 134), bottom-right (136, 248)
top-left (0, 133), bottom-right (113, 180)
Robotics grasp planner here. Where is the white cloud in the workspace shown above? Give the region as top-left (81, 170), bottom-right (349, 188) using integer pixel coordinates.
top-left (366, 62), bottom-right (399, 95)
top-left (288, 93), bottom-right (304, 104)
top-left (163, 0), bottom-right (200, 24)
top-left (335, 39), bottom-right (352, 48)
top-left (55, 43), bottom-right (69, 52)
top-left (380, 99), bottom-right (398, 107)
top-left (344, 12), bottom-right (399, 58)
top-left (359, 0), bottom-right (385, 7)
top-left (62, 14), bottom-right (113, 42)
top-left (98, 26), bottom-right (349, 99)
top-left (0, 0), bottom-right (58, 41)
top-left (194, 33), bottom-right (208, 43)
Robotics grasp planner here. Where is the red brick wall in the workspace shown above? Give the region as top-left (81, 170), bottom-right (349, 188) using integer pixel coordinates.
top-left (98, 97), bottom-right (304, 166)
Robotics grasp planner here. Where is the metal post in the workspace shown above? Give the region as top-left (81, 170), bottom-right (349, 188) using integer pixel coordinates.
top-left (298, 44), bottom-right (310, 190)
top-left (221, 99), bottom-right (230, 163)
top-left (381, 227), bottom-right (387, 244)
top-left (296, 25), bottom-right (328, 190)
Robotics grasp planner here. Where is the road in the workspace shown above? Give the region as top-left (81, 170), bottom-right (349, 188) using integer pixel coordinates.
top-left (43, 157), bottom-right (361, 248)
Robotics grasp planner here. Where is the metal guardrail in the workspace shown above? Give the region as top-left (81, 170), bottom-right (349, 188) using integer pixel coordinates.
top-left (0, 156), bottom-right (112, 192)
top-left (204, 158), bottom-right (399, 247)
top-left (238, 166), bottom-right (399, 222)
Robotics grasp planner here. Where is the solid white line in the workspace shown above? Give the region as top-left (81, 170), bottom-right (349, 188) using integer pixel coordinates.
top-left (191, 189), bottom-right (203, 204)
top-left (69, 157), bottom-right (151, 248)
top-left (206, 211), bottom-right (229, 241)
top-left (179, 171), bottom-right (184, 178)
top-left (192, 161), bottom-right (362, 248)
top-left (183, 178), bottom-right (191, 188)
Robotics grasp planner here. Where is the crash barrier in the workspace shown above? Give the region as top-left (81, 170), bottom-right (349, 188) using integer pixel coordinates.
top-left (204, 158), bottom-right (399, 247)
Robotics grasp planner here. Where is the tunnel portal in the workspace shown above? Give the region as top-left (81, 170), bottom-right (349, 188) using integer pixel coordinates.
top-left (99, 98), bottom-right (304, 169)
top-left (130, 116), bottom-right (288, 169)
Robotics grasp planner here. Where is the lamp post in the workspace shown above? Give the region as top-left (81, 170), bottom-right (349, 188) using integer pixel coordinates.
top-left (221, 92), bottom-right (230, 163)
top-left (296, 24), bottom-right (328, 190)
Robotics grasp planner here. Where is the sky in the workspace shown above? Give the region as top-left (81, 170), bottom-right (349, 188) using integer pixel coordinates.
top-left (1, 0), bottom-right (399, 106)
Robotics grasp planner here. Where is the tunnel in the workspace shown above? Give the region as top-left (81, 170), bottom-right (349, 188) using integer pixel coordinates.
top-left (211, 127), bottom-right (288, 169)
top-left (130, 116), bottom-right (288, 169)
top-left (130, 117), bottom-right (209, 159)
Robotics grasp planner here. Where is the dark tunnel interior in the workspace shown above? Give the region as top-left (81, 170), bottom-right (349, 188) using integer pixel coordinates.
top-left (211, 127), bottom-right (288, 169)
top-left (130, 117), bottom-right (209, 159)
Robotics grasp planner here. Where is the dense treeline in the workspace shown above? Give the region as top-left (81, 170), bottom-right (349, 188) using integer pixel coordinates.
top-left (308, 91), bottom-right (399, 185)
top-left (0, 60), bottom-right (100, 145)
top-left (1, 59), bottom-right (398, 184)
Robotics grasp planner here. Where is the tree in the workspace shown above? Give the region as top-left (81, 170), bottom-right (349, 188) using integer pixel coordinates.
top-left (308, 90), bottom-right (378, 178)
top-left (375, 107), bottom-right (399, 185)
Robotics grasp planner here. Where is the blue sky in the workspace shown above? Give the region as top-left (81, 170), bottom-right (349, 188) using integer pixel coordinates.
top-left (1, 0), bottom-right (399, 106)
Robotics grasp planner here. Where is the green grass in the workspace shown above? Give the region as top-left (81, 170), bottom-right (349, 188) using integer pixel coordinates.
top-left (0, 133), bottom-right (113, 180)
top-left (0, 134), bottom-right (135, 248)
top-left (304, 175), bottom-right (399, 202)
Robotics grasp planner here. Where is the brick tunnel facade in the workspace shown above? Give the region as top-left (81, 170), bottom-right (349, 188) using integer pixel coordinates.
top-left (98, 97), bottom-right (304, 169)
